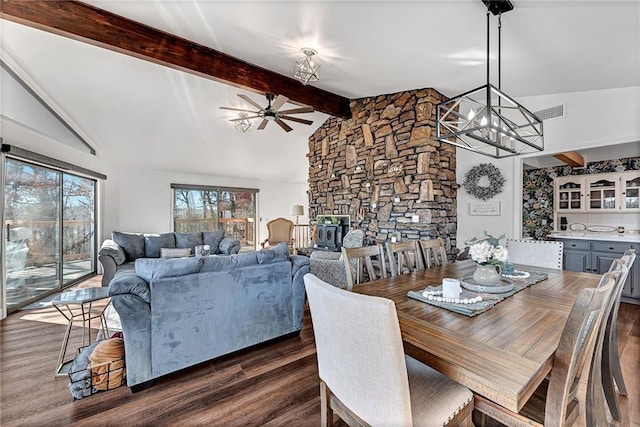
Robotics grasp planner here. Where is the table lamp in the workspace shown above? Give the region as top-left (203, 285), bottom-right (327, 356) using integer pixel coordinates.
top-left (291, 205), bottom-right (304, 224)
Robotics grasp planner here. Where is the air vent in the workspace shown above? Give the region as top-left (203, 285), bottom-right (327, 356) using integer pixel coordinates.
top-left (534, 104), bottom-right (565, 121)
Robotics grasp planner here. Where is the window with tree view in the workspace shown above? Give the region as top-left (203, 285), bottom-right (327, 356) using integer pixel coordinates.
top-left (172, 185), bottom-right (257, 250)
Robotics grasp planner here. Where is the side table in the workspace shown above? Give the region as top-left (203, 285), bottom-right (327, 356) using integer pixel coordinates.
top-left (52, 287), bottom-right (111, 377)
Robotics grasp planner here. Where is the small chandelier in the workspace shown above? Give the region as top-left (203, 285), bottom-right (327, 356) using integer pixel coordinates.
top-left (293, 48), bottom-right (320, 85)
top-left (436, 0), bottom-right (543, 159)
top-left (234, 113), bottom-right (252, 133)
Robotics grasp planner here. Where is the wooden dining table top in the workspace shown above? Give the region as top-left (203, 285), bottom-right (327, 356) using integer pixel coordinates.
top-left (352, 259), bottom-right (602, 413)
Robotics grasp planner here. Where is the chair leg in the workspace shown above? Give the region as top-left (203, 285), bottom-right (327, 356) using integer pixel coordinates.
top-left (602, 335), bottom-right (622, 421)
top-left (320, 381), bottom-right (333, 427)
top-left (609, 326), bottom-right (628, 396)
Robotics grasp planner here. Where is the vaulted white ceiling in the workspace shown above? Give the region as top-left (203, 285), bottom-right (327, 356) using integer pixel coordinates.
top-left (1, 1), bottom-right (639, 182)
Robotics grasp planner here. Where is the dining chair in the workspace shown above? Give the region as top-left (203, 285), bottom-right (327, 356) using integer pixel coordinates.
top-left (303, 274), bottom-right (474, 426)
top-left (475, 271), bottom-right (617, 427)
top-left (418, 238), bottom-right (448, 268)
top-left (597, 249), bottom-right (636, 421)
top-left (505, 239), bottom-right (564, 270)
top-left (341, 244), bottom-right (387, 291)
top-left (261, 217), bottom-right (294, 252)
top-left (386, 240), bottom-right (424, 277)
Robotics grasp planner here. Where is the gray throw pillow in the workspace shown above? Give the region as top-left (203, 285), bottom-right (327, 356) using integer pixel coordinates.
top-left (175, 232), bottom-right (203, 254)
top-left (144, 233), bottom-right (176, 258)
top-left (203, 230), bottom-right (225, 254)
top-left (112, 232), bottom-right (145, 262)
top-left (160, 247), bottom-right (191, 258)
top-left (256, 242), bottom-right (289, 264)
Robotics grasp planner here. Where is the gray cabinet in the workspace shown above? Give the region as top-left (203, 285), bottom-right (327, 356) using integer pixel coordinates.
top-left (554, 238), bottom-right (638, 302)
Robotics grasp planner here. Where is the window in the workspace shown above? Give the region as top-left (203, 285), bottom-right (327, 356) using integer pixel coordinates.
top-left (172, 184), bottom-right (258, 250)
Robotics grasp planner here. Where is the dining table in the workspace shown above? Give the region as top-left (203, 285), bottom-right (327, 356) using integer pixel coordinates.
top-left (352, 259), bottom-right (602, 415)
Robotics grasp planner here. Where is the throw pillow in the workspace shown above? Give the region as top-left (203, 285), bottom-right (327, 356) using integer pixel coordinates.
top-left (160, 247), bottom-right (191, 259)
top-left (203, 230), bottom-right (225, 254)
top-left (256, 242), bottom-right (289, 264)
top-left (112, 232), bottom-right (144, 262)
top-left (144, 233), bottom-right (176, 258)
top-left (175, 232), bottom-right (203, 254)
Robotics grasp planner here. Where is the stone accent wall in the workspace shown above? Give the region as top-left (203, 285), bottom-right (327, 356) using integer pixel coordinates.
top-left (307, 88), bottom-right (458, 258)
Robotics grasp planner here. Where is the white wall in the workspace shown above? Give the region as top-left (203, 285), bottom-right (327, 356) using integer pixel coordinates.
top-left (456, 86), bottom-right (640, 248)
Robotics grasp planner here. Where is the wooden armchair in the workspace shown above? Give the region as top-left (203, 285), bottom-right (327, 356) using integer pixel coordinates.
top-left (261, 217), bottom-right (294, 252)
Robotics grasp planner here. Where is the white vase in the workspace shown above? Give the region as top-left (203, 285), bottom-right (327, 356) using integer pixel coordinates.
top-left (473, 263), bottom-right (502, 285)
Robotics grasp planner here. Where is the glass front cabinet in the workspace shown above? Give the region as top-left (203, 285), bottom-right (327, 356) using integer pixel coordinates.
top-left (621, 171), bottom-right (640, 211)
top-left (586, 175), bottom-right (618, 212)
top-left (555, 171), bottom-right (640, 213)
top-left (555, 176), bottom-right (586, 212)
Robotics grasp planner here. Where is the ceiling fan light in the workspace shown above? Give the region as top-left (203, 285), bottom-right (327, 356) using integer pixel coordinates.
top-left (293, 48), bottom-right (320, 85)
top-left (234, 113), bottom-right (252, 133)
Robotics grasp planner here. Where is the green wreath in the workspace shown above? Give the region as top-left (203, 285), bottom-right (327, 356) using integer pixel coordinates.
top-left (463, 163), bottom-right (505, 201)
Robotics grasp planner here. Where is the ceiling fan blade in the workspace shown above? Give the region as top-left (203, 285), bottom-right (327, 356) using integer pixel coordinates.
top-left (271, 95), bottom-right (289, 111)
top-left (278, 106), bottom-right (314, 115)
top-left (280, 115), bottom-right (313, 125)
top-left (275, 118), bottom-right (293, 132)
top-left (238, 94), bottom-right (265, 110)
top-left (219, 106), bottom-right (258, 113)
top-left (229, 115), bottom-right (260, 121)
top-left (257, 119), bottom-right (269, 130)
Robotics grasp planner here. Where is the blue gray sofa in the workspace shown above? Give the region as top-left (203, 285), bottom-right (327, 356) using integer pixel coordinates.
top-left (98, 230), bottom-right (241, 286)
top-left (107, 242), bottom-right (309, 391)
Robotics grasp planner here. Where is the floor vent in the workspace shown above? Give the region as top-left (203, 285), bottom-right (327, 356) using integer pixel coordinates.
top-left (534, 104), bottom-right (564, 121)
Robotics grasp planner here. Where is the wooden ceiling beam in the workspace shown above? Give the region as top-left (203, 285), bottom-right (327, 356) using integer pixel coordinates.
top-left (0, 0), bottom-right (352, 119)
top-left (552, 151), bottom-right (585, 167)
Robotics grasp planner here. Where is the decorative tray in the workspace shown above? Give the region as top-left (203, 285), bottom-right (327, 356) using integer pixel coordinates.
top-left (586, 225), bottom-right (617, 232)
top-left (460, 276), bottom-right (514, 294)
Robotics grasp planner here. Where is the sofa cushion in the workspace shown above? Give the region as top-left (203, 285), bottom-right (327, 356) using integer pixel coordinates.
top-left (160, 248), bottom-right (191, 259)
top-left (202, 230), bottom-right (225, 254)
top-left (175, 232), bottom-right (203, 254)
top-left (233, 252), bottom-right (259, 268)
top-left (112, 232), bottom-right (145, 262)
top-left (109, 273), bottom-right (151, 303)
top-left (135, 258), bottom-right (165, 283)
top-left (219, 237), bottom-right (239, 255)
top-left (256, 242), bottom-right (289, 265)
top-left (201, 255), bottom-right (238, 273)
top-left (153, 257), bottom-right (203, 280)
top-left (144, 233), bottom-right (176, 258)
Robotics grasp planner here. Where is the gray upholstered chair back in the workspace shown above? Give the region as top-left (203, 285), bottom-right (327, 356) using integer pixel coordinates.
top-left (341, 229), bottom-right (364, 249)
top-left (505, 239), bottom-right (564, 270)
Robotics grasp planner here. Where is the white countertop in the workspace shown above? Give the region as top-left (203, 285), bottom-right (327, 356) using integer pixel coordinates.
top-left (548, 231), bottom-right (640, 243)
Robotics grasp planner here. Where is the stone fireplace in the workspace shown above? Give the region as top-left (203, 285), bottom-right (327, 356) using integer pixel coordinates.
top-left (307, 87), bottom-right (459, 259)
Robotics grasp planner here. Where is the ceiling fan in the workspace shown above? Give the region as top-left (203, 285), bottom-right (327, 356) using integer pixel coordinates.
top-left (220, 93), bottom-right (314, 132)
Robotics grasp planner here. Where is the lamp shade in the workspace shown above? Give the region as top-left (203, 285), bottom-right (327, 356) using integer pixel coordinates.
top-left (291, 205), bottom-right (304, 216)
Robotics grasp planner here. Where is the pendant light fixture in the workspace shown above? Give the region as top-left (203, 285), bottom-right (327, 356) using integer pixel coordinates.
top-left (436, 0), bottom-right (543, 158)
top-left (234, 113), bottom-right (252, 133)
top-left (293, 48), bottom-right (320, 85)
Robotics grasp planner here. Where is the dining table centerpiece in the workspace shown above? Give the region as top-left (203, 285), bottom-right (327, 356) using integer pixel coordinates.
top-left (465, 232), bottom-right (509, 286)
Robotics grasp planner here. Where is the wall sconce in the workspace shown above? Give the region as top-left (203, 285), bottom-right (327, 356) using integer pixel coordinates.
top-left (293, 48), bottom-right (320, 85)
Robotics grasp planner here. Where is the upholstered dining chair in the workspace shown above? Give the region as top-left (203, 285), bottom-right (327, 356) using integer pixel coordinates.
top-left (303, 274), bottom-right (474, 426)
top-left (419, 238), bottom-right (448, 268)
top-left (386, 240), bottom-right (424, 277)
top-left (475, 272), bottom-right (617, 427)
top-left (597, 249), bottom-right (636, 421)
top-left (505, 239), bottom-right (564, 270)
top-left (309, 229), bottom-right (365, 289)
top-left (341, 244), bottom-right (387, 291)
top-left (261, 217), bottom-right (294, 252)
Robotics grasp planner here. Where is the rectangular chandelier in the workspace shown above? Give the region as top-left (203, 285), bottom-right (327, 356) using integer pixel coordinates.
top-left (436, 83), bottom-right (543, 158)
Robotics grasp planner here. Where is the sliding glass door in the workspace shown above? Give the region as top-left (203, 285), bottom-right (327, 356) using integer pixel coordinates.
top-left (3, 158), bottom-right (96, 311)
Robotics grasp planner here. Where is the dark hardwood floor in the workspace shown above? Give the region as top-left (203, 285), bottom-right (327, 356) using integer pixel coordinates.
top-left (1, 276), bottom-right (638, 426)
